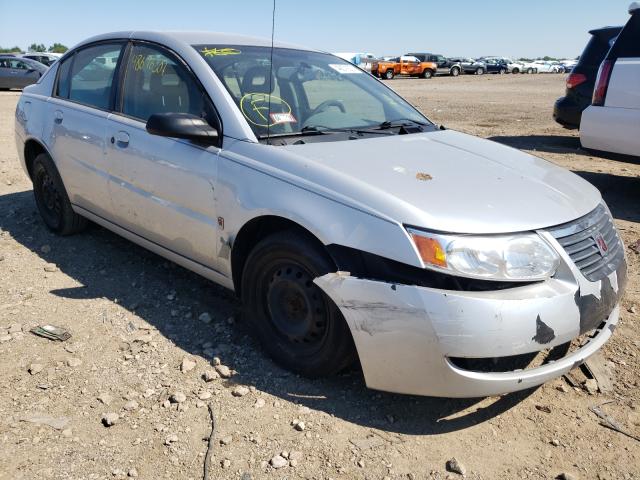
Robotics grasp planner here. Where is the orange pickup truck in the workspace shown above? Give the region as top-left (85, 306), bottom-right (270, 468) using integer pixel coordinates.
top-left (371, 55), bottom-right (437, 79)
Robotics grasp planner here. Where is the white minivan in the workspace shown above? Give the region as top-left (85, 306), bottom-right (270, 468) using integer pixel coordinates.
top-left (580, 2), bottom-right (640, 156)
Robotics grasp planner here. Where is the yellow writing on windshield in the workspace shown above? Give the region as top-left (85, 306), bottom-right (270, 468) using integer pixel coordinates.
top-left (201, 47), bottom-right (242, 57)
top-left (131, 54), bottom-right (168, 75)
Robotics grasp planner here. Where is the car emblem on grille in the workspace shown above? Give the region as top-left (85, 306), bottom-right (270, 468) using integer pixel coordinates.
top-left (594, 233), bottom-right (609, 256)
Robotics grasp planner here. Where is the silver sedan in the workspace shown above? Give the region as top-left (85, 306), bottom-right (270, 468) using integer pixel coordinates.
top-left (14, 31), bottom-right (627, 397)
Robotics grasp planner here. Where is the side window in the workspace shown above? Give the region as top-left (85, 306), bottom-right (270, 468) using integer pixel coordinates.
top-left (68, 43), bottom-right (123, 110)
top-left (611, 13), bottom-right (640, 58)
top-left (121, 44), bottom-right (208, 122)
top-left (10, 60), bottom-right (28, 69)
top-left (55, 56), bottom-right (73, 98)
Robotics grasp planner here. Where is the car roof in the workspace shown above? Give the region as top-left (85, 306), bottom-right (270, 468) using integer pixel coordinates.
top-left (75, 31), bottom-right (315, 52)
top-left (588, 25), bottom-right (623, 38)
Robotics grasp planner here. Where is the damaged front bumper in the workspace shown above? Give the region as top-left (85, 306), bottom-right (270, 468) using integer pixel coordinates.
top-left (315, 251), bottom-right (627, 398)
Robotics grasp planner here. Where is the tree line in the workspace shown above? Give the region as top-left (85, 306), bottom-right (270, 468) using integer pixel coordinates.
top-left (0, 43), bottom-right (69, 54)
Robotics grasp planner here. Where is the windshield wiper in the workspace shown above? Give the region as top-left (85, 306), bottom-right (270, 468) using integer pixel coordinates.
top-left (258, 126), bottom-right (327, 139)
top-left (376, 119), bottom-right (430, 130)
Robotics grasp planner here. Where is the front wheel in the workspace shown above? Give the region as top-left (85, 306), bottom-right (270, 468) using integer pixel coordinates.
top-left (476, 67), bottom-right (484, 75)
top-left (241, 231), bottom-right (356, 377)
top-left (384, 69), bottom-right (394, 80)
top-left (450, 67), bottom-right (460, 77)
top-left (499, 68), bottom-right (506, 75)
top-left (422, 69), bottom-right (433, 79)
top-left (32, 153), bottom-right (87, 235)
top-left (527, 68), bottom-right (534, 74)
top-left (512, 68), bottom-right (519, 74)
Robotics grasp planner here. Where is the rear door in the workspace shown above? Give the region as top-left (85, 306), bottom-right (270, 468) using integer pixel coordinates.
top-left (105, 41), bottom-right (221, 268)
top-left (46, 42), bottom-right (125, 218)
top-left (606, 11), bottom-right (640, 110)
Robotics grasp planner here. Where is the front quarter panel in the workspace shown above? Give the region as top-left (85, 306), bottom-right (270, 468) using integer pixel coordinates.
top-left (217, 139), bottom-right (422, 278)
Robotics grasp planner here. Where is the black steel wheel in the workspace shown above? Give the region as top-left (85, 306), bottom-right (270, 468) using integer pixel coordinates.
top-left (241, 230), bottom-right (356, 377)
top-left (32, 153), bottom-right (87, 235)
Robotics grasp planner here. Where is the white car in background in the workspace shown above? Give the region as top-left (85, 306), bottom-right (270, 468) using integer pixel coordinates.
top-left (20, 52), bottom-right (62, 67)
top-left (581, 2), bottom-right (640, 157)
top-left (533, 60), bottom-right (562, 73)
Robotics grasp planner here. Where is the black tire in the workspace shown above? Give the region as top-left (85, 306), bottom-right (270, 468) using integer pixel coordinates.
top-left (476, 67), bottom-right (484, 75)
top-left (32, 153), bottom-right (87, 235)
top-left (241, 230), bottom-right (356, 377)
top-left (527, 68), bottom-right (534, 74)
top-left (422, 69), bottom-right (433, 79)
top-left (384, 69), bottom-right (394, 80)
top-left (512, 67), bottom-right (519, 74)
top-left (499, 68), bottom-right (506, 75)
top-left (450, 67), bottom-right (460, 77)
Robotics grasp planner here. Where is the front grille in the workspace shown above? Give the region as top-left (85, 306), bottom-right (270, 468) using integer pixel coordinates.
top-left (548, 204), bottom-right (624, 282)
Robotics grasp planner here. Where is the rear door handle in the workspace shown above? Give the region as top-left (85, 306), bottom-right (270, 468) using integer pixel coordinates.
top-left (54, 110), bottom-right (63, 124)
top-left (111, 131), bottom-right (130, 147)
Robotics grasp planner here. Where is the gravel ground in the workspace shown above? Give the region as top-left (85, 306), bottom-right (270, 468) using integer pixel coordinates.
top-left (0, 74), bottom-right (639, 480)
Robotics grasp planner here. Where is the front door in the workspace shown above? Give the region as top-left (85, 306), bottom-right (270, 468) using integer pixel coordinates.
top-left (105, 42), bottom-right (221, 269)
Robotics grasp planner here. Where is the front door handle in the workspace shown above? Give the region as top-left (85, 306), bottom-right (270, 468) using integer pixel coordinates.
top-left (112, 131), bottom-right (130, 147)
top-left (54, 110), bottom-right (63, 124)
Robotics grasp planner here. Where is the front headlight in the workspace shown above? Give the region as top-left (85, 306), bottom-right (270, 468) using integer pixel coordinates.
top-left (407, 228), bottom-right (560, 281)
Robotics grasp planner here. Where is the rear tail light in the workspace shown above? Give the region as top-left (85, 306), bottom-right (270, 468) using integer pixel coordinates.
top-left (592, 60), bottom-right (614, 106)
top-left (566, 73), bottom-right (587, 89)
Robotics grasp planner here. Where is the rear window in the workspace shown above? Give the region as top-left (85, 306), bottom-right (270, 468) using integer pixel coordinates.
top-left (610, 13), bottom-right (640, 58)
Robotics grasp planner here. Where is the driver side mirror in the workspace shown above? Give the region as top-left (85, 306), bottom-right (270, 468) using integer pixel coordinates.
top-left (146, 113), bottom-right (220, 146)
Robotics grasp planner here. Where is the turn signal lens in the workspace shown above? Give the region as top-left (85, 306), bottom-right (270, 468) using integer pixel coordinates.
top-left (409, 233), bottom-right (447, 267)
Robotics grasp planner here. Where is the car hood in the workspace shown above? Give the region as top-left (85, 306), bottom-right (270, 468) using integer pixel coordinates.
top-left (279, 129), bottom-right (601, 234)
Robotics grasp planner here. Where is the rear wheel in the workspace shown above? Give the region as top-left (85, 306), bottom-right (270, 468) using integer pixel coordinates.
top-left (32, 153), bottom-right (87, 235)
top-left (499, 68), bottom-right (506, 75)
top-left (450, 67), bottom-right (460, 77)
top-left (241, 231), bottom-right (356, 377)
top-left (476, 67), bottom-right (485, 75)
top-left (512, 67), bottom-right (520, 74)
top-left (422, 69), bottom-right (433, 79)
top-left (384, 69), bottom-right (394, 80)
top-left (527, 67), bottom-right (534, 74)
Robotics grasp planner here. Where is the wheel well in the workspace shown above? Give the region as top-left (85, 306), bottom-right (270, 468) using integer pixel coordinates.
top-left (231, 216), bottom-right (330, 296)
top-left (23, 139), bottom-right (47, 180)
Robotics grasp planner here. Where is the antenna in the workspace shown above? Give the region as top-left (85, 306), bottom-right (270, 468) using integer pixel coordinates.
top-left (267, 0), bottom-right (276, 144)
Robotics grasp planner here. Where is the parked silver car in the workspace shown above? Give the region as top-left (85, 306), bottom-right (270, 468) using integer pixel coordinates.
top-left (14, 32), bottom-right (627, 397)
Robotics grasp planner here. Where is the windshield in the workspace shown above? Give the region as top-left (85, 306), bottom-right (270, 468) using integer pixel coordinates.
top-left (195, 45), bottom-right (432, 139)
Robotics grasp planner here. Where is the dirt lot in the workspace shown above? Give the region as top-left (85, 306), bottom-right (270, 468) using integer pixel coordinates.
top-left (0, 74), bottom-right (639, 480)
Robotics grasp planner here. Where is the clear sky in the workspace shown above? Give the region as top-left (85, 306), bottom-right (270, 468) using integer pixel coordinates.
top-left (0, 0), bottom-right (632, 58)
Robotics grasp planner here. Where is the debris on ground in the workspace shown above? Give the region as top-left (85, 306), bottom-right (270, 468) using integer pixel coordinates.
top-left (101, 412), bottom-right (119, 427)
top-left (584, 351), bottom-right (615, 394)
top-left (270, 455), bottom-right (288, 469)
top-left (589, 402), bottom-right (640, 442)
top-left (203, 403), bottom-right (217, 480)
top-left (30, 325), bottom-right (71, 342)
top-left (584, 378), bottom-right (599, 395)
top-left (20, 414), bottom-right (70, 430)
top-left (446, 457), bottom-right (466, 476)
